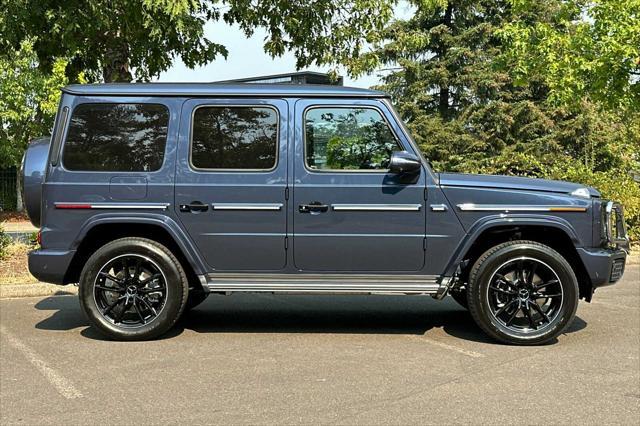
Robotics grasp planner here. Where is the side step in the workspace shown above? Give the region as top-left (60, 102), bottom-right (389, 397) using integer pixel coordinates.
top-left (205, 273), bottom-right (445, 296)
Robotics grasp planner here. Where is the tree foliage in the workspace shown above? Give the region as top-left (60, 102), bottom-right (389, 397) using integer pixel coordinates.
top-left (335, 0), bottom-right (640, 240)
top-left (0, 0), bottom-right (394, 83)
top-left (0, 41), bottom-right (68, 169)
top-left (499, 0), bottom-right (640, 113)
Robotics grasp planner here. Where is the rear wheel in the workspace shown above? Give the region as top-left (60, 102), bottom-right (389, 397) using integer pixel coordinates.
top-left (467, 240), bottom-right (578, 345)
top-left (79, 237), bottom-right (189, 341)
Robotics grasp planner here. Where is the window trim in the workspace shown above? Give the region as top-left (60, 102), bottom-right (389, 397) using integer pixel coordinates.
top-left (50, 106), bottom-right (68, 167)
top-left (60, 102), bottom-right (170, 173)
top-left (302, 104), bottom-right (404, 174)
top-left (188, 104), bottom-right (280, 173)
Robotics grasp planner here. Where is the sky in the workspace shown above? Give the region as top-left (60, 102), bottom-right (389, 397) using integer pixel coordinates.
top-left (156, 21), bottom-right (380, 88)
top-left (156, 2), bottom-right (416, 89)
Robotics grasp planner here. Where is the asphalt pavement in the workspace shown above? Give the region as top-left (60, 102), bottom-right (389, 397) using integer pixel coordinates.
top-left (1, 263), bottom-right (638, 424)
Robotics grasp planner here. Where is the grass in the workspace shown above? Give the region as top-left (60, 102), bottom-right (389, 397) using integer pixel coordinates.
top-left (0, 242), bottom-right (40, 286)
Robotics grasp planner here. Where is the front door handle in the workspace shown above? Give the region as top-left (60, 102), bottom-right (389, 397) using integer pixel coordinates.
top-left (299, 202), bottom-right (329, 214)
top-left (179, 201), bottom-right (209, 213)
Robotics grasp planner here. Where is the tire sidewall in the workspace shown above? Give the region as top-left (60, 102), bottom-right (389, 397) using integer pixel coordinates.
top-left (469, 243), bottom-right (578, 345)
top-left (79, 238), bottom-right (187, 341)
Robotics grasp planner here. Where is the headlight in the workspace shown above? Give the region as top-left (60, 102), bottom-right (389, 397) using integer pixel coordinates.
top-left (602, 201), bottom-right (629, 249)
top-left (570, 187), bottom-right (591, 198)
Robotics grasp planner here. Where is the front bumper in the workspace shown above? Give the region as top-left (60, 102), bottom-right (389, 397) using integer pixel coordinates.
top-left (28, 249), bottom-right (76, 285)
top-left (577, 247), bottom-right (627, 289)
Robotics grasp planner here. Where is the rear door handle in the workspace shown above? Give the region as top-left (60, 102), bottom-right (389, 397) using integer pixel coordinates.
top-left (299, 202), bottom-right (329, 214)
top-left (179, 201), bottom-right (209, 213)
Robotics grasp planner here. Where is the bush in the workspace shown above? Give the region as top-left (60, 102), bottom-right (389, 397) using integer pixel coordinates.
top-left (0, 224), bottom-right (12, 260)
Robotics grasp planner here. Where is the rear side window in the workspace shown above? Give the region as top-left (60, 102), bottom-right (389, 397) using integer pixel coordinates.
top-left (63, 103), bottom-right (169, 172)
top-left (191, 106), bottom-right (278, 170)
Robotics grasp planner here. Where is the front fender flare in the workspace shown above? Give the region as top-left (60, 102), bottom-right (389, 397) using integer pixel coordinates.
top-left (443, 214), bottom-right (583, 277)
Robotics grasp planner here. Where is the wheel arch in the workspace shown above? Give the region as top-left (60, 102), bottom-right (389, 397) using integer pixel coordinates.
top-left (448, 217), bottom-right (593, 301)
top-left (64, 215), bottom-right (208, 291)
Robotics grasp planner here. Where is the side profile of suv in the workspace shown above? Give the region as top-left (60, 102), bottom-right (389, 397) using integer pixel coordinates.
top-left (22, 83), bottom-right (629, 344)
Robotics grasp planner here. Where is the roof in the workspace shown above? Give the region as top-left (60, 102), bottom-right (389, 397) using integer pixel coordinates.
top-left (61, 83), bottom-right (386, 98)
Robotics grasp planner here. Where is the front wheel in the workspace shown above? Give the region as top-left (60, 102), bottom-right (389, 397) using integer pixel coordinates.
top-left (79, 237), bottom-right (189, 341)
top-left (466, 240), bottom-right (578, 345)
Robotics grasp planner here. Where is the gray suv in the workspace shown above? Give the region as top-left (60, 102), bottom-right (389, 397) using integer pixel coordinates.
top-left (22, 83), bottom-right (629, 344)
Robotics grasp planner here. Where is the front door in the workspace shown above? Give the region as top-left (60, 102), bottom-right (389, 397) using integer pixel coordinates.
top-left (293, 99), bottom-right (426, 272)
top-left (175, 99), bottom-right (288, 271)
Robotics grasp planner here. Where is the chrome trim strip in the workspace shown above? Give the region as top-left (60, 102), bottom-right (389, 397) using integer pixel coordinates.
top-left (208, 273), bottom-right (439, 282)
top-left (332, 204), bottom-right (421, 212)
top-left (55, 202), bottom-right (170, 210)
top-left (206, 284), bottom-right (441, 294)
top-left (456, 203), bottom-right (587, 212)
top-left (206, 274), bottom-right (443, 294)
top-left (212, 203), bottom-right (283, 211)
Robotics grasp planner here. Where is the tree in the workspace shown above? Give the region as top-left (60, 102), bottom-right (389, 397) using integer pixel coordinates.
top-left (0, 0), bottom-right (394, 83)
top-left (499, 0), bottom-right (640, 113)
top-left (0, 41), bottom-right (69, 210)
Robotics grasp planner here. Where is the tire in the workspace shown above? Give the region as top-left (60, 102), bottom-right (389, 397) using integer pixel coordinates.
top-left (79, 237), bottom-right (189, 341)
top-left (185, 289), bottom-right (209, 311)
top-left (466, 240), bottom-right (578, 345)
top-left (450, 288), bottom-right (468, 310)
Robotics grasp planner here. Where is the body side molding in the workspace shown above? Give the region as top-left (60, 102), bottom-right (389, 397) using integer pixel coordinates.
top-left (206, 273), bottom-right (442, 295)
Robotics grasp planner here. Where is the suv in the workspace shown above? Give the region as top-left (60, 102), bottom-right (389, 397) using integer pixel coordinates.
top-left (22, 83), bottom-right (629, 344)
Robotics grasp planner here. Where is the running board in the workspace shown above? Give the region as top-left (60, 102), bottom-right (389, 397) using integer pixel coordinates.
top-left (205, 273), bottom-right (445, 296)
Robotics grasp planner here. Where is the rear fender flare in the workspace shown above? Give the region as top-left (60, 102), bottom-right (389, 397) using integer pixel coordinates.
top-left (71, 213), bottom-right (208, 280)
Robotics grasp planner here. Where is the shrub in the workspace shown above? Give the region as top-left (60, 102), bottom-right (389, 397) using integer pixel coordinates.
top-left (0, 224), bottom-right (12, 260)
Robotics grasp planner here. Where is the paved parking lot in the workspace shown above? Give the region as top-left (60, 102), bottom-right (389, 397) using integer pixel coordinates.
top-left (1, 263), bottom-right (638, 424)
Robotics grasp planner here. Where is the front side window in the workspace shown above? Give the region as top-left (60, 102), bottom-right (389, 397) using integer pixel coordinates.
top-left (305, 107), bottom-right (401, 171)
top-left (191, 106), bottom-right (278, 170)
top-left (63, 103), bottom-right (169, 172)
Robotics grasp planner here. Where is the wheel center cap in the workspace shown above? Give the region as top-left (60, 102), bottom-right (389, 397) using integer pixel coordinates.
top-left (126, 285), bottom-right (138, 295)
top-left (518, 288), bottom-right (530, 300)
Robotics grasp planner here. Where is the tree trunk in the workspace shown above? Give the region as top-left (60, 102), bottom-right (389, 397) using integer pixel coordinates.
top-left (438, 3), bottom-right (453, 120)
top-left (102, 42), bottom-right (133, 82)
top-left (15, 170), bottom-right (23, 212)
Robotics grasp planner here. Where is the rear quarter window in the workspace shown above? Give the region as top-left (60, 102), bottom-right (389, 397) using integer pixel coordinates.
top-left (190, 106), bottom-right (278, 170)
top-left (62, 103), bottom-right (169, 172)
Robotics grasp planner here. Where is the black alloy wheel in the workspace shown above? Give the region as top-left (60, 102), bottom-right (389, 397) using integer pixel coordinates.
top-left (79, 237), bottom-right (189, 341)
top-left (93, 254), bottom-right (168, 328)
top-left (486, 257), bottom-right (563, 332)
top-left (466, 240), bottom-right (578, 345)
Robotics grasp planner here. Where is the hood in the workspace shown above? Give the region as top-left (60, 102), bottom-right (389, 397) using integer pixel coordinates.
top-left (438, 172), bottom-right (600, 198)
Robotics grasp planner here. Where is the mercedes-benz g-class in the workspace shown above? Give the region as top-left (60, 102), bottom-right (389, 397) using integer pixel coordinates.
top-left (22, 83), bottom-right (629, 344)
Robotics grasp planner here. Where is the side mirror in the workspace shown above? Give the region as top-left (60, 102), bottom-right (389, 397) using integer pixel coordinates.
top-left (389, 151), bottom-right (421, 175)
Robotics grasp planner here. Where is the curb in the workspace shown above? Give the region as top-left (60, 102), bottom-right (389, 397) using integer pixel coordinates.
top-left (0, 284), bottom-right (78, 299)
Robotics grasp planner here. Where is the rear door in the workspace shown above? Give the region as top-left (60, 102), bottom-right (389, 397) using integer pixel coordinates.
top-left (175, 99), bottom-right (288, 271)
top-left (292, 98), bottom-right (426, 272)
